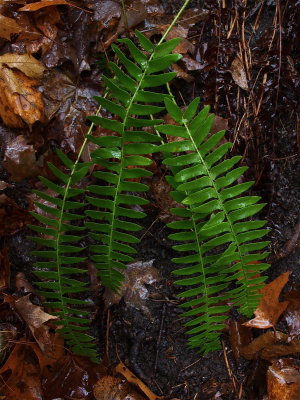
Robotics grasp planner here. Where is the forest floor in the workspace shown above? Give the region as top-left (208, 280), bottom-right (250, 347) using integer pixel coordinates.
top-left (0, 0), bottom-right (300, 399)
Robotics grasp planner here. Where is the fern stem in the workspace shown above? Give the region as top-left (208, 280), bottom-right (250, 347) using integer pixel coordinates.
top-left (160, 0), bottom-right (191, 41)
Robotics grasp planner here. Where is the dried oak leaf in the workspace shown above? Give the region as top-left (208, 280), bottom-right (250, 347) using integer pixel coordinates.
top-left (267, 358), bottom-right (300, 400)
top-left (284, 290), bottom-right (300, 337)
top-left (244, 271), bottom-right (291, 329)
top-left (240, 331), bottom-right (300, 360)
top-left (0, 53), bottom-right (45, 127)
top-left (0, 15), bottom-right (22, 40)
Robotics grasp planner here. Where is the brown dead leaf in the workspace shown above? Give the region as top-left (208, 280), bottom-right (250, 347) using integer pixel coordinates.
top-left (10, 294), bottom-right (58, 353)
top-left (0, 15), bottom-right (22, 40)
top-left (116, 361), bottom-right (162, 400)
top-left (229, 319), bottom-right (252, 362)
top-left (283, 290), bottom-right (300, 337)
top-left (15, 272), bottom-right (35, 293)
top-left (3, 135), bottom-right (42, 180)
top-left (0, 340), bottom-right (44, 400)
top-left (15, 7), bottom-right (61, 54)
top-left (104, 260), bottom-right (159, 319)
top-left (240, 330), bottom-right (300, 360)
top-left (0, 53), bottom-right (45, 126)
top-left (0, 53), bottom-right (45, 78)
top-left (19, 0), bottom-right (70, 11)
top-left (42, 353), bottom-right (106, 400)
top-left (93, 375), bottom-right (146, 400)
top-left (231, 56), bottom-right (249, 91)
top-left (267, 358), bottom-right (300, 400)
top-left (244, 271), bottom-right (291, 329)
top-left (0, 248), bottom-right (10, 290)
top-left (0, 193), bottom-right (34, 235)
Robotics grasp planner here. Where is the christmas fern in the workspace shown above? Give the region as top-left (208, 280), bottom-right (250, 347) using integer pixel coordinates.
top-left (29, 4), bottom-right (270, 359)
top-left (157, 96), bottom-right (270, 351)
top-left (29, 149), bottom-right (98, 361)
top-left (85, 31), bottom-right (184, 292)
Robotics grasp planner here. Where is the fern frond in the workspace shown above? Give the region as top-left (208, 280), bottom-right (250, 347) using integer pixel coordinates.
top-left (86, 31), bottom-right (182, 292)
top-left (30, 150), bottom-right (98, 362)
top-left (157, 97), bottom-right (270, 351)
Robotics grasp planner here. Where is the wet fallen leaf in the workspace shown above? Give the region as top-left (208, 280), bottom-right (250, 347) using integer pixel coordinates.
top-left (11, 8), bottom-right (59, 55)
top-left (93, 375), bottom-right (145, 400)
top-left (116, 361), bottom-right (162, 400)
top-left (240, 330), bottom-right (300, 360)
top-left (19, 0), bottom-right (70, 11)
top-left (244, 271), bottom-right (291, 329)
top-left (15, 272), bottom-right (35, 293)
top-left (0, 54), bottom-right (45, 127)
top-left (149, 175), bottom-right (184, 222)
top-left (0, 53), bottom-right (45, 79)
top-left (267, 358), bottom-right (300, 400)
top-left (104, 260), bottom-right (160, 319)
top-left (231, 56), bottom-right (249, 91)
top-left (196, 378), bottom-right (234, 400)
top-left (0, 15), bottom-right (22, 40)
top-left (3, 135), bottom-right (43, 180)
top-left (229, 319), bottom-right (252, 362)
top-left (283, 290), bottom-right (300, 337)
top-left (0, 323), bottom-right (18, 365)
top-left (42, 353), bottom-right (106, 400)
top-left (0, 194), bottom-right (34, 235)
top-left (0, 340), bottom-right (44, 400)
top-left (0, 248), bottom-right (10, 290)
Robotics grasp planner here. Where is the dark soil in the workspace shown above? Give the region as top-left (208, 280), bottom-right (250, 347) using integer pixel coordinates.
top-left (1, 1), bottom-right (300, 399)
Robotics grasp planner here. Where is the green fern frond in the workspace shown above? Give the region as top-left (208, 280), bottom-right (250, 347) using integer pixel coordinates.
top-left (157, 97), bottom-right (270, 351)
top-left (86, 31), bottom-right (182, 292)
top-left (30, 150), bottom-right (98, 362)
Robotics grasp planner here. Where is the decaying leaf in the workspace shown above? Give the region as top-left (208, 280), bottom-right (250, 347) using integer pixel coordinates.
top-left (240, 331), bottom-right (300, 360)
top-left (5, 293), bottom-right (58, 353)
top-left (0, 341), bottom-right (44, 400)
top-left (267, 358), bottom-right (300, 400)
top-left (231, 56), bottom-right (249, 91)
top-left (93, 375), bottom-right (145, 400)
top-left (19, 0), bottom-right (70, 11)
top-left (244, 271), bottom-right (291, 329)
top-left (284, 290), bottom-right (300, 337)
top-left (229, 319), bottom-right (252, 362)
top-left (104, 260), bottom-right (160, 318)
top-left (18, 7), bottom-right (61, 54)
top-left (3, 135), bottom-right (43, 180)
top-left (115, 361), bottom-right (162, 400)
top-left (42, 353), bottom-right (106, 400)
top-left (0, 53), bottom-right (45, 127)
top-left (0, 15), bottom-right (22, 40)
top-left (0, 193), bottom-right (34, 235)
top-left (0, 248), bottom-right (10, 290)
